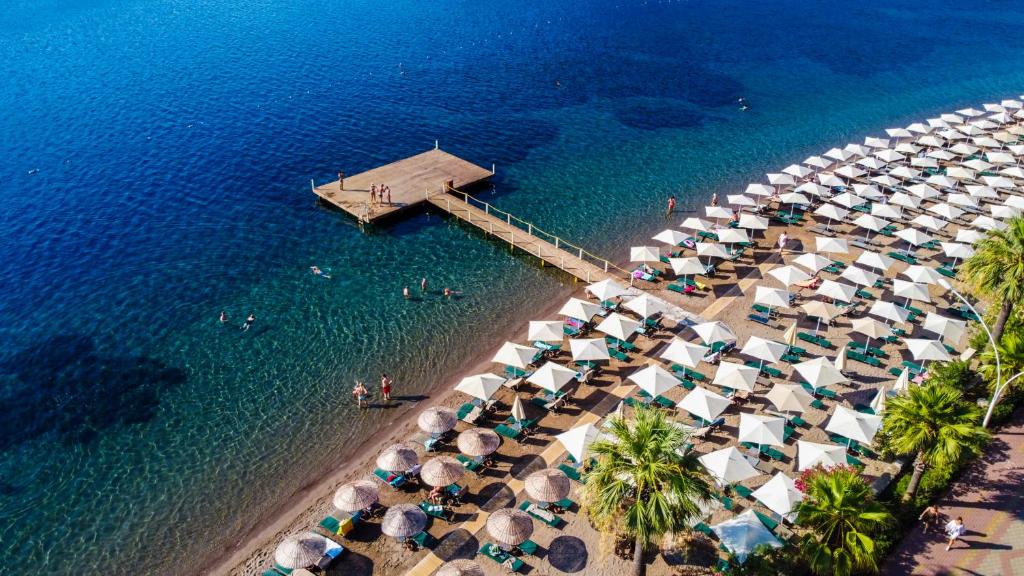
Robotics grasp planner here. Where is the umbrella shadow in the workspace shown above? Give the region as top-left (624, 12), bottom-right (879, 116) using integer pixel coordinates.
top-left (326, 550), bottom-right (374, 575)
top-left (474, 481), bottom-right (517, 512)
top-left (433, 528), bottom-right (480, 562)
top-left (547, 536), bottom-right (588, 572)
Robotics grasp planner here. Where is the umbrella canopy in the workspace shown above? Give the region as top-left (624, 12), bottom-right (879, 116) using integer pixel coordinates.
top-left (738, 213), bottom-right (769, 230)
top-left (527, 362), bottom-right (578, 393)
top-left (555, 423), bottom-right (600, 462)
top-left (558, 298), bottom-right (602, 322)
top-left (738, 413), bottom-right (786, 447)
top-left (487, 508), bottom-right (535, 546)
top-left (767, 173), bottom-right (796, 186)
top-left (728, 194), bottom-right (757, 207)
top-left (628, 364), bottom-right (682, 398)
top-left (699, 446), bottom-right (761, 485)
top-left (941, 242), bottom-right (975, 260)
top-left (377, 444), bottom-right (418, 473)
top-left (923, 313), bottom-right (967, 344)
top-left (794, 252), bottom-right (832, 274)
top-left (956, 228), bottom-right (985, 244)
top-left (436, 560), bottom-right (485, 576)
top-left (697, 242), bottom-right (732, 261)
top-left (493, 342), bottom-right (540, 370)
top-left (597, 313), bottom-right (642, 341)
top-left (528, 320), bottom-right (564, 342)
top-left (585, 279), bottom-right (628, 301)
top-left (797, 440), bottom-right (848, 471)
top-left (751, 472), bottom-right (803, 519)
top-left (382, 504), bottom-right (429, 539)
top-left (418, 406), bottom-right (458, 435)
top-left (660, 338), bottom-right (709, 368)
top-left (623, 293), bottom-right (667, 318)
top-left (869, 300), bottom-right (911, 324)
top-left (455, 374), bottom-right (505, 402)
top-left (745, 183), bottom-right (775, 197)
top-left (669, 256), bottom-right (707, 276)
top-left (765, 383), bottom-right (815, 413)
top-left (871, 203), bottom-right (902, 220)
top-left (679, 386), bottom-right (732, 421)
top-left (630, 246), bottom-right (661, 262)
top-left (692, 321), bottom-right (736, 345)
top-left (870, 384), bottom-right (888, 414)
top-left (814, 203), bottom-right (849, 223)
top-left (334, 480), bottom-right (379, 512)
top-left (740, 336), bottom-right (788, 364)
top-left (713, 361), bottom-right (760, 392)
top-left (681, 217), bottom-right (715, 233)
top-left (800, 300), bottom-right (842, 323)
top-left (894, 228), bottom-right (934, 246)
top-left (711, 510), bottom-right (783, 564)
top-left (796, 182), bottom-right (830, 197)
top-left (907, 184), bottom-right (941, 201)
top-left (831, 192), bottom-right (866, 209)
top-left (768, 265), bottom-right (812, 286)
top-left (834, 343), bottom-right (848, 373)
top-left (804, 155), bottom-right (833, 170)
top-left (892, 279), bottom-right (932, 303)
top-left (905, 339), bottom-right (953, 362)
top-left (779, 192), bottom-right (810, 206)
top-left (275, 533), bottom-right (327, 569)
top-left (902, 265), bottom-right (943, 286)
top-left (458, 428), bottom-right (501, 457)
top-left (569, 338), bottom-right (611, 362)
top-left (911, 214), bottom-right (947, 232)
top-left (511, 395), bottom-right (526, 421)
top-left (815, 236), bottom-right (849, 254)
top-left (420, 456), bottom-right (466, 487)
top-left (889, 192), bottom-right (920, 210)
top-left (929, 203), bottom-right (964, 221)
top-left (892, 367), bottom-right (911, 394)
top-left (793, 356), bottom-right (849, 388)
top-left (754, 286), bottom-right (792, 309)
top-left (783, 164), bottom-right (813, 178)
top-left (707, 205), bottom-right (735, 219)
top-left (524, 468), bottom-right (571, 503)
top-left (825, 406), bottom-right (882, 445)
top-left (852, 214), bottom-right (888, 233)
top-left (851, 316), bottom-right (891, 339)
top-left (840, 266), bottom-right (881, 287)
top-left (652, 228), bottom-right (690, 247)
top-left (782, 322), bottom-right (798, 346)
top-left (816, 279), bottom-right (858, 303)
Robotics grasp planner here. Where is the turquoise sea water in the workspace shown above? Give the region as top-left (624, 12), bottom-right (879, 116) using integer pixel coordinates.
top-left (2, 0), bottom-right (1024, 573)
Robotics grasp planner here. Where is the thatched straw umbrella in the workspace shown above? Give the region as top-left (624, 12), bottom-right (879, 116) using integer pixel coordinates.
top-left (333, 480), bottom-right (379, 512)
top-left (457, 428), bottom-right (501, 457)
top-left (524, 468), bottom-right (570, 504)
top-left (420, 456), bottom-right (465, 487)
top-left (381, 503), bottom-right (428, 540)
top-left (486, 508), bottom-right (534, 546)
top-left (418, 407), bottom-right (457, 436)
top-left (274, 532), bottom-right (325, 569)
top-left (436, 559), bottom-right (485, 576)
top-left (377, 443), bottom-right (418, 473)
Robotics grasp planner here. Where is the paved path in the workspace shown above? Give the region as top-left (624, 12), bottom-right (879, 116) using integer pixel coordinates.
top-left (881, 409), bottom-right (1024, 576)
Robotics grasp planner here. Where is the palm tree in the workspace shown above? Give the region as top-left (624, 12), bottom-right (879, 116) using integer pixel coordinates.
top-left (882, 383), bottom-right (989, 501)
top-left (979, 329), bottom-right (1024, 384)
top-left (961, 215), bottom-right (1024, 343)
top-left (581, 405), bottom-right (714, 576)
top-left (796, 466), bottom-right (892, 576)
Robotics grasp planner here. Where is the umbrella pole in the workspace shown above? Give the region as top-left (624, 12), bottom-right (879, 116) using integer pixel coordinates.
top-left (864, 336), bottom-right (871, 354)
top-left (814, 317), bottom-right (821, 335)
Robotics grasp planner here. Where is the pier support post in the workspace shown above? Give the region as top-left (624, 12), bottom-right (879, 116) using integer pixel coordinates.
top-left (435, 140), bottom-right (439, 150)
top-left (492, 163), bottom-right (496, 174)
top-left (310, 178), bottom-right (315, 191)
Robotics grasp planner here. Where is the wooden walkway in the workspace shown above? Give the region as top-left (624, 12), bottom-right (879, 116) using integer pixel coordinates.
top-left (312, 148), bottom-right (493, 223)
top-left (427, 189), bottom-right (635, 285)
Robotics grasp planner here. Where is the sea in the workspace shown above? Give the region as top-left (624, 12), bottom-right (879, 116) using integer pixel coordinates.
top-left (1, 0), bottom-right (1023, 573)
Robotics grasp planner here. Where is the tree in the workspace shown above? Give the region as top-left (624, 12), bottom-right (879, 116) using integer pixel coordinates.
top-left (979, 329), bottom-right (1024, 386)
top-left (882, 383), bottom-right (989, 501)
top-left (582, 405), bottom-right (714, 576)
top-left (961, 216), bottom-right (1024, 343)
top-left (795, 466), bottom-right (892, 576)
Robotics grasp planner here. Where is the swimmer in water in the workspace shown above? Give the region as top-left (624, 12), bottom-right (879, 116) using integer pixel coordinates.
top-left (241, 313), bottom-right (255, 331)
top-left (310, 266), bottom-right (331, 279)
top-left (403, 286), bottom-right (410, 299)
top-left (219, 311), bottom-right (228, 324)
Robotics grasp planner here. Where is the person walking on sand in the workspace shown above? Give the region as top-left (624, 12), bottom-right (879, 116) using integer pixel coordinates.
top-left (777, 232), bottom-right (789, 253)
top-left (381, 373), bottom-right (392, 401)
top-left (352, 381), bottom-right (369, 409)
top-left (945, 516), bottom-right (967, 550)
top-left (666, 195), bottom-right (676, 217)
top-left (919, 505), bottom-right (941, 533)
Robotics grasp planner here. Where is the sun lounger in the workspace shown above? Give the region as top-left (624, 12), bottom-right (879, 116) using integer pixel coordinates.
top-left (716, 493), bottom-right (734, 511)
top-left (637, 389), bottom-right (677, 408)
top-left (846, 454), bottom-right (865, 468)
top-left (781, 352), bottom-right (801, 364)
top-left (694, 522), bottom-right (714, 537)
top-left (937, 265), bottom-right (957, 278)
top-left (610, 349), bottom-right (629, 362)
top-left (496, 423), bottom-right (524, 441)
top-left (846, 349), bottom-right (882, 367)
top-left (855, 288), bottom-right (875, 300)
top-left (864, 345), bottom-right (888, 358)
top-left (744, 361), bottom-right (782, 378)
top-left (319, 513), bottom-right (358, 537)
top-left (902, 361), bottom-right (926, 375)
top-left (791, 415), bottom-right (808, 427)
top-left (519, 501), bottom-right (563, 528)
top-left (373, 468), bottom-right (407, 488)
top-left (733, 484), bottom-right (753, 499)
top-left (457, 402), bottom-right (483, 424)
top-left (558, 463), bottom-right (584, 483)
top-left (748, 313), bottom-right (772, 326)
top-left (751, 303), bottom-right (779, 317)
top-left (754, 510), bottom-right (780, 532)
top-left (533, 341), bottom-right (561, 353)
top-left (456, 454), bottom-right (483, 473)
top-left (419, 500), bottom-right (454, 522)
top-left (605, 336), bottom-right (637, 351)
top-left (888, 251), bottom-right (917, 265)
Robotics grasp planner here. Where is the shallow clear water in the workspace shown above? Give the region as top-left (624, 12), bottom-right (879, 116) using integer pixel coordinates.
top-left (1, 0), bottom-right (1023, 573)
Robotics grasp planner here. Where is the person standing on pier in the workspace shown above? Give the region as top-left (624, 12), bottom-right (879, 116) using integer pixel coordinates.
top-left (666, 195), bottom-right (676, 217)
top-left (338, 170), bottom-right (345, 191)
top-left (386, 185), bottom-right (392, 206)
top-left (370, 183), bottom-right (378, 207)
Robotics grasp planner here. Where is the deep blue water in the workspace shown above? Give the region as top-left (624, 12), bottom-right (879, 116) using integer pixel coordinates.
top-left (1, 0), bottom-right (1023, 573)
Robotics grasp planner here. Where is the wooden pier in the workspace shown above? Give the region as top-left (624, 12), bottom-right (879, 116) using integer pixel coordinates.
top-left (312, 148), bottom-right (494, 223)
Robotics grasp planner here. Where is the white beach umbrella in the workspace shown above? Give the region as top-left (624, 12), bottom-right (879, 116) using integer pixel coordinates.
top-left (793, 356), bottom-right (849, 389)
top-left (947, 193), bottom-right (978, 209)
top-left (852, 184), bottom-right (884, 201)
top-left (889, 166), bottom-right (921, 180)
top-left (870, 384), bottom-right (887, 414)
top-left (745, 183), bottom-right (776, 199)
top-left (999, 166), bottom-right (1024, 179)
top-left (555, 423), bottom-right (600, 462)
top-left (906, 184), bottom-right (941, 201)
top-left (894, 227), bottom-right (933, 247)
top-left (630, 246), bottom-right (661, 263)
top-left (824, 147), bottom-right (854, 162)
top-left (779, 192), bottom-right (810, 212)
top-left (597, 312), bottom-right (641, 341)
top-left (765, 383), bottom-right (814, 414)
top-left (929, 203), bottom-right (964, 221)
top-left (585, 279), bottom-right (628, 301)
top-left (872, 174), bottom-right (900, 188)
top-left (727, 194), bottom-right (757, 207)
top-left (696, 242), bottom-right (731, 262)
top-left (711, 511), bottom-right (783, 565)
top-left (782, 321), bottom-right (798, 346)
top-left (740, 336), bottom-right (788, 366)
top-left (712, 361), bottom-right (760, 393)
top-left (963, 158), bottom-right (993, 172)
top-left (738, 213), bottom-right (769, 230)
top-left (698, 447), bottom-right (761, 485)
top-left (940, 113), bottom-right (963, 123)
top-left (652, 228), bottom-right (690, 247)
top-left (527, 362), bottom-right (577, 393)
top-left (902, 265), bottom-right (943, 285)
top-left (681, 217), bottom-right (714, 233)
top-left (793, 252), bottom-right (832, 274)
top-left (795, 182), bottom-right (830, 197)
top-left (569, 338), bottom-right (611, 362)
top-left (455, 374), bottom-right (505, 402)
top-left (907, 122), bottom-right (932, 134)
top-left (783, 164), bottom-right (813, 178)
top-left (956, 228), bottom-right (985, 244)
top-left (661, 338), bottom-right (710, 368)
top-left (893, 279), bottom-right (931, 303)
top-left (892, 367), bottom-right (911, 394)
top-left (856, 250), bottom-right (895, 272)
top-left (494, 342), bottom-right (540, 369)
top-left (987, 151), bottom-right (1015, 165)
top-left (836, 165), bottom-right (866, 181)
top-left (717, 228), bottom-right (750, 244)
top-left (946, 166), bottom-right (977, 181)
top-left (825, 406), bottom-right (882, 445)
top-left (797, 441), bottom-right (848, 471)
top-left (559, 298), bottom-right (602, 323)
top-left (911, 214), bottom-right (947, 232)
top-left (941, 242), bottom-right (974, 266)
top-left (815, 236), bottom-right (848, 254)
top-left (871, 203), bottom-right (902, 220)
top-left (692, 321), bottom-right (736, 345)
top-left (840, 266), bottom-right (880, 288)
top-left (818, 173), bottom-right (846, 188)
top-left (767, 265), bottom-right (811, 286)
top-left (706, 205), bottom-right (735, 220)
top-left (752, 472), bottom-right (803, 520)
top-left (738, 413), bottom-right (786, 447)
top-left (912, 157), bottom-right (939, 169)
top-left (816, 279), bottom-right (857, 303)
top-left (623, 293), bottom-right (667, 319)
top-left (846, 143), bottom-right (872, 156)
top-left (668, 257), bottom-right (706, 277)
top-left (767, 173), bottom-right (796, 187)
top-left (627, 364), bottom-right (681, 398)
top-left (869, 300), bottom-right (911, 325)
top-left (754, 286), bottom-right (792, 310)
top-left (679, 386), bottom-right (732, 422)
top-left (275, 533), bottom-right (328, 569)
top-left (983, 175), bottom-right (1015, 189)
top-left (831, 192), bottom-right (866, 209)
top-left (874, 149), bottom-right (904, 163)
top-left (923, 312), bottom-right (967, 345)
top-left (528, 320), bottom-right (564, 343)
top-left (814, 204), bottom-right (849, 230)
top-left (804, 155), bottom-right (833, 170)
top-left (852, 214), bottom-right (888, 237)
top-left (926, 174), bottom-right (958, 189)
top-left (992, 205), bottom-right (1021, 220)
top-left (905, 339), bottom-right (952, 363)
top-left (865, 136), bottom-right (890, 149)
top-left (1003, 196), bottom-right (1024, 211)
top-left (952, 142), bottom-right (980, 156)
top-left (511, 395), bottom-right (527, 422)
top-left (972, 215), bottom-right (1007, 231)
top-left (851, 316), bottom-right (890, 352)
top-left (889, 192), bottom-right (920, 212)
top-left (800, 300), bottom-right (842, 333)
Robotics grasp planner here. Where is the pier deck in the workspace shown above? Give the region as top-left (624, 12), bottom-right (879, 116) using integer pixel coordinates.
top-left (312, 148), bottom-right (493, 223)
